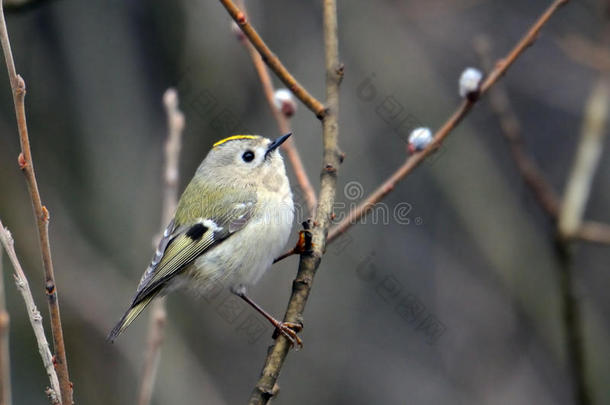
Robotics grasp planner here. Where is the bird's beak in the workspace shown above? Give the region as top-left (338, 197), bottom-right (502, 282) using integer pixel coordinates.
top-left (265, 132), bottom-right (292, 157)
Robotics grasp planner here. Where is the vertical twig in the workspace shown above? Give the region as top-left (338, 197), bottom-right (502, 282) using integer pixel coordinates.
top-left (248, 1), bottom-right (342, 403)
top-left (0, 249), bottom-right (10, 405)
top-left (556, 78), bottom-right (608, 405)
top-left (0, 4), bottom-right (72, 404)
top-left (558, 79), bottom-right (609, 240)
top-left (137, 88), bottom-right (185, 405)
top-left (555, 244), bottom-right (590, 405)
top-left (137, 299), bottom-right (166, 405)
top-left (480, 35), bottom-right (609, 404)
top-left (0, 221), bottom-right (60, 404)
top-left (160, 89), bottom-right (185, 227)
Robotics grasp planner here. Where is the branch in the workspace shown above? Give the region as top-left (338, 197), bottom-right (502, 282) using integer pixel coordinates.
top-left (475, 35), bottom-right (560, 215)
top-left (137, 88), bottom-right (185, 405)
top-left (137, 299), bottom-right (166, 405)
top-left (556, 78), bottom-right (608, 405)
top-left (474, 36), bottom-right (610, 246)
top-left (0, 248), bottom-right (10, 405)
top-left (327, 0), bottom-right (570, 243)
top-left (233, 5), bottom-right (317, 214)
top-left (0, 4), bottom-right (72, 404)
top-left (218, 0), bottom-right (327, 119)
top-left (557, 34), bottom-right (610, 72)
top-left (577, 221), bottom-right (610, 245)
top-left (0, 221), bottom-right (61, 404)
top-left (248, 1), bottom-right (342, 403)
top-left (558, 78), bottom-right (609, 240)
top-left (160, 88), bottom-right (185, 227)
top-left (554, 239), bottom-right (590, 405)
top-left (477, 35), bottom-right (605, 405)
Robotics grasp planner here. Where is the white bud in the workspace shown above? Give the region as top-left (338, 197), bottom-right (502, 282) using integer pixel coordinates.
top-left (273, 88), bottom-right (297, 117)
top-left (408, 127), bottom-right (433, 153)
top-left (459, 67), bottom-right (483, 98)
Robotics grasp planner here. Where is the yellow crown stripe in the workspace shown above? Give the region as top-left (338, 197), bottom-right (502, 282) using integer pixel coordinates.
top-left (213, 135), bottom-right (260, 148)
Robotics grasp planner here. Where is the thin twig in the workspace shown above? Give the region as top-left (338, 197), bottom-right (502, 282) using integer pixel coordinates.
top-left (478, 35), bottom-right (604, 405)
top-left (160, 88), bottom-right (185, 227)
top-left (137, 299), bottom-right (166, 405)
top-left (137, 88), bottom-right (185, 405)
top-left (474, 36), bottom-right (610, 246)
top-left (577, 221), bottom-right (610, 245)
top-left (558, 78), bottom-right (609, 240)
top-left (327, 0), bottom-right (570, 243)
top-left (0, 4), bottom-right (72, 404)
top-left (218, 0), bottom-right (327, 119)
top-left (272, 247), bottom-right (296, 264)
top-left (556, 77), bottom-right (608, 405)
top-left (234, 2), bottom-right (317, 214)
top-left (475, 35), bottom-right (560, 215)
top-left (555, 240), bottom-right (591, 405)
top-left (558, 34), bottom-right (610, 72)
top-left (0, 248), bottom-right (10, 405)
top-left (554, 241), bottom-right (590, 405)
top-left (0, 221), bottom-right (61, 403)
top-left (248, 0), bottom-right (342, 403)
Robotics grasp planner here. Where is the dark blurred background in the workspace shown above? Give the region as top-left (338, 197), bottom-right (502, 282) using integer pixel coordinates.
top-left (0, 0), bottom-right (609, 404)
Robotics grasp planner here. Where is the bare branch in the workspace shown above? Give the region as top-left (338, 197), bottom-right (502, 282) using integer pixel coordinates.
top-left (475, 36), bottom-right (610, 246)
top-left (0, 221), bottom-right (61, 403)
top-left (137, 88), bottom-right (185, 405)
top-left (559, 78), bottom-right (609, 240)
top-left (557, 34), bottom-right (610, 72)
top-left (218, 0), bottom-right (326, 119)
top-left (556, 78), bottom-right (609, 405)
top-left (475, 35), bottom-right (560, 216)
top-left (248, 0), bottom-right (342, 403)
top-left (0, 248), bottom-right (10, 405)
top-left (478, 34), bottom-right (606, 405)
top-left (328, 0), bottom-right (570, 243)
top-left (161, 88), bottom-right (185, 226)
top-left (0, 3), bottom-right (72, 403)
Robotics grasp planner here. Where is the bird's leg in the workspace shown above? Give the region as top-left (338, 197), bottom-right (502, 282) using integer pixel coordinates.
top-left (232, 286), bottom-right (303, 348)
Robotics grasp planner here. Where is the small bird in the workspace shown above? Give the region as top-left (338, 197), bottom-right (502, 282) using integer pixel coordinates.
top-left (108, 133), bottom-right (301, 345)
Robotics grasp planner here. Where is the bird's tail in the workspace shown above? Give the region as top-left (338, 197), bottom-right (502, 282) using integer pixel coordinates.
top-left (107, 293), bottom-right (157, 343)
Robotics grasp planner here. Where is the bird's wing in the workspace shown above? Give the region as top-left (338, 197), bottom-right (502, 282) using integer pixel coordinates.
top-left (135, 199), bottom-right (256, 303)
top-left (107, 194), bottom-right (256, 341)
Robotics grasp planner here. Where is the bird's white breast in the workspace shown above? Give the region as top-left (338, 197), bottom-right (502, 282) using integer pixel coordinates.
top-left (191, 187), bottom-right (294, 290)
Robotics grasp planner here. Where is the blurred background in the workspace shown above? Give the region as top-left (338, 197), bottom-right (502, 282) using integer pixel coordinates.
top-left (0, 0), bottom-right (609, 404)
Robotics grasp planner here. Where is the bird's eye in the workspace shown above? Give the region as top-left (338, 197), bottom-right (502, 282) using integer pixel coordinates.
top-left (242, 150), bottom-right (255, 162)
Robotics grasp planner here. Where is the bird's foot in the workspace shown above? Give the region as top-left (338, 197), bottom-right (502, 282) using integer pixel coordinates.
top-left (273, 321), bottom-right (303, 349)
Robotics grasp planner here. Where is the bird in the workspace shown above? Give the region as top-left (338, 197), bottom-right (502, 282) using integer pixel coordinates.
top-left (108, 133), bottom-right (302, 346)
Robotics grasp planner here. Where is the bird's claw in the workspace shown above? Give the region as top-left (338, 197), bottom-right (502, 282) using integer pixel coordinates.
top-left (294, 228), bottom-right (314, 255)
top-left (273, 321), bottom-right (303, 349)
